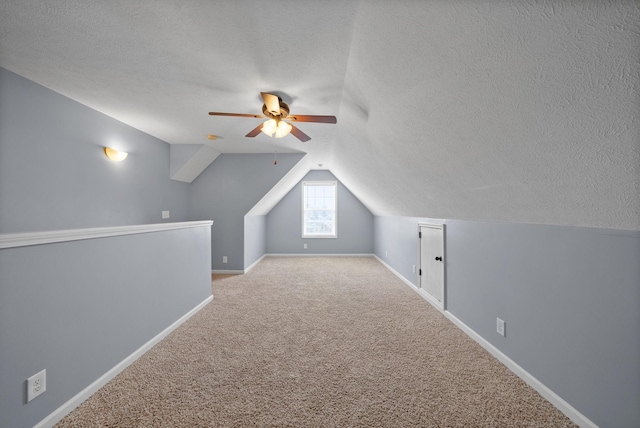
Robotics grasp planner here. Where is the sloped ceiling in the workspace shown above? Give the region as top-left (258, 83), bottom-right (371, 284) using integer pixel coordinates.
top-left (1, 0), bottom-right (638, 230)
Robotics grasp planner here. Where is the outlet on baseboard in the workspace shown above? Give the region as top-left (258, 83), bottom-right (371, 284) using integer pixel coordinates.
top-left (304, 244), bottom-right (307, 249)
top-left (222, 256), bottom-right (228, 263)
top-left (496, 318), bottom-right (506, 337)
top-left (27, 369), bottom-right (46, 402)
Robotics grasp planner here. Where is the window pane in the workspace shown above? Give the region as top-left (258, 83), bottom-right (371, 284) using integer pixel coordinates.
top-left (302, 182), bottom-right (337, 237)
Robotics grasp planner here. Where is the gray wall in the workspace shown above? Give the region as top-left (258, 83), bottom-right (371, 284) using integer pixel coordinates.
top-left (374, 216), bottom-right (640, 428)
top-left (374, 215), bottom-right (426, 283)
top-left (244, 215), bottom-right (266, 269)
top-left (0, 225), bottom-right (212, 428)
top-left (188, 153), bottom-right (304, 270)
top-left (266, 170), bottom-right (373, 254)
top-left (0, 67), bottom-right (190, 233)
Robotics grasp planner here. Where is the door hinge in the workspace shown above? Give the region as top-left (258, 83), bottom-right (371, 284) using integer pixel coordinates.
top-left (419, 231), bottom-right (422, 238)
top-left (419, 269), bottom-right (422, 276)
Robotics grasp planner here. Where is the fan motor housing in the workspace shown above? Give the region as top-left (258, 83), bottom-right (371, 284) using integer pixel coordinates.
top-left (263, 101), bottom-right (290, 119)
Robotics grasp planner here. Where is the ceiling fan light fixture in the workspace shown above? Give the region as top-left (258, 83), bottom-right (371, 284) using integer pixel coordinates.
top-left (209, 92), bottom-right (336, 142)
top-left (261, 119), bottom-right (292, 138)
top-left (261, 119), bottom-right (277, 136)
top-left (275, 120), bottom-right (292, 138)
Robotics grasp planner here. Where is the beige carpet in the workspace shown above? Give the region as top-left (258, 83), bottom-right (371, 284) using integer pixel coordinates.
top-left (57, 257), bottom-right (576, 427)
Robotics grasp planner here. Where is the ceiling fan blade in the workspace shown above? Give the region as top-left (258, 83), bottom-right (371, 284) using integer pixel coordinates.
top-left (261, 92), bottom-right (281, 115)
top-left (286, 114), bottom-right (337, 124)
top-left (209, 112), bottom-right (264, 118)
top-left (245, 123), bottom-right (264, 138)
top-left (289, 124), bottom-right (311, 142)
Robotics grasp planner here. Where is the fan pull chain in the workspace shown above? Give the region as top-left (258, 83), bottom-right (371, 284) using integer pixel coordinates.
top-left (273, 134), bottom-right (277, 165)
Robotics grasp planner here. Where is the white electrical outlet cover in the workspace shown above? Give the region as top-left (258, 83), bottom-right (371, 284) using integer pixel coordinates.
top-left (497, 318), bottom-right (506, 337)
top-left (162, 210), bottom-right (170, 219)
top-left (27, 369), bottom-right (46, 402)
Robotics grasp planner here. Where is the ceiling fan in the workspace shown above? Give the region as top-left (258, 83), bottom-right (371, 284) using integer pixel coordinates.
top-left (209, 92), bottom-right (337, 142)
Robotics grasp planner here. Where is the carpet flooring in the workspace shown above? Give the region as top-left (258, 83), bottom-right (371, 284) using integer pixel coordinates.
top-left (57, 256), bottom-right (576, 427)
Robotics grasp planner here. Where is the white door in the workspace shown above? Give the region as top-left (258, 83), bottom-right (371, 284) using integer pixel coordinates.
top-left (419, 224), bottom-right (445, 306)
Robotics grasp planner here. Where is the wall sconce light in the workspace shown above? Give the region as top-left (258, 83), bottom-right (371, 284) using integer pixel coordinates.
top-left (104, 147), bottom-right (128, 162)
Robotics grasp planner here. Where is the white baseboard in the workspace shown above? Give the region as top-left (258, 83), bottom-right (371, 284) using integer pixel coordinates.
top-left (215, 254), bottom-right (375, 275)
top-left (34, 295), bottom-right (214, 428)
top-left (374, 256), bottom-right (425, 303)
top-left (211, 269), bottom-right (244, 274)
top-left (375, 256), bottom-right (597, 428)
top-left (374, 256), bottom-right (444, 310)
top-left (219, 254), bottom-right (374, 276)
top-left (244, 254), bottom-right (266, 273)
top-left (266, 253), bottom-right (374, 257)
top-left (374, 255), bottom-right (417, 288)
top-left (443, 312), bottom-right (597, 428)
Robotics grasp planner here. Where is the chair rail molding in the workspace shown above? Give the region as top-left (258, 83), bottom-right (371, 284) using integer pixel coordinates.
top-left (0, 221), bottom-right (213, 249)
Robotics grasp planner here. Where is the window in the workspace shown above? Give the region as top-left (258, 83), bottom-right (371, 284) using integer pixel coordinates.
top-left (302, 181), bottom-right (337, 238)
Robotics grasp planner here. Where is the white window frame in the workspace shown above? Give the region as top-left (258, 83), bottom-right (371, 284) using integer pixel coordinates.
top-left (301, 181), bottom-right (338, 238)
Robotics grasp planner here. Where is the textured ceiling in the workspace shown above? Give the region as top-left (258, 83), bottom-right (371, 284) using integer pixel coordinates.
top-left (1, 0), bottom-right (638, 230)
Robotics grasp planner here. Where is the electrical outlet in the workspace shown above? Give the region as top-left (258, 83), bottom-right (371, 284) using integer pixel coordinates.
top-left (222, 256), bottom-right (228, 263)
top-left (412, 265), bottom-right (416, 273)
top-left (304, 244), bottom-right (307, 249)
top-left (27, 369), bottom-right (46, 402)
top-left (162, 210), bottom-right (170, 219)
top-left (496, 318), bottom-right (506, 337)
top-left (385, 251), bottom-right (388, 259)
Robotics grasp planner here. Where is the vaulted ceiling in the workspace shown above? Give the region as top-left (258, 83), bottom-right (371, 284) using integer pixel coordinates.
top-left (1, 0), bottom-right (638, 230)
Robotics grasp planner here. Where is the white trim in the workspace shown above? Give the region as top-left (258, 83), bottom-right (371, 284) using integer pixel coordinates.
top-left (211, 269), bottom-right (244, 274)
top-left (417, 223), bottom-right (446, 310)
top-left (375, 255), bottom-right (597, 428)
top-left (266, 253), bottom-right (374, 258)
top-left (302, 180), bottom-right (338, 239)
top-left (417, 222), bottom-right (445, 229)
top-left (33, 295), bottom-right (214, 428)
top-left (0, 221), bottom-right (213, 250)
top-left (375, 255), bottom-right (444, 309)
top-left (244, 254), bottom-right (266, 273)
top-left (374, 255), bottom-right (417, 288)
top-left (443, 312), bottom-right (598, 428)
